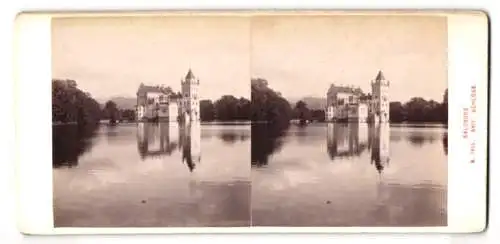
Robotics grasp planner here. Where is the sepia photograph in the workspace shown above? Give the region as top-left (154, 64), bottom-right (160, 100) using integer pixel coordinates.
top-left (20, 11), bottom-right (484, 233)
top-left (250, 15), bottom-right (448, 227)
top-left (51, 16), bottom-right (252, 227)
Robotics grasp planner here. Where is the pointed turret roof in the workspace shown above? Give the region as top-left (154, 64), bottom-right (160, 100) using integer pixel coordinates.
top-left (375, 70), bottom-right (385, 81)
top-left (185, 69), bottom-right (195, 80)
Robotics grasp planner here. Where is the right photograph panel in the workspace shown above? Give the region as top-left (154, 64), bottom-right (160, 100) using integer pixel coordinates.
top-left (250, 14), bottom-right (448, 227)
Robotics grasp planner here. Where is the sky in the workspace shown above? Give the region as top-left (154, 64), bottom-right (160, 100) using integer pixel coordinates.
top-left (53, 14), bottom-right (448, 103)
top-left (52, 16), bottom-right (251, 101)
top-left (251, 15), bottom-right (448, 102)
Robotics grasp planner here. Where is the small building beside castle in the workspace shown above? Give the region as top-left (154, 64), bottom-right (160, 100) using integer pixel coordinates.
top-left (136, 69), bottom-right (200, 123)
top-left (325, 70), bottom-right (390, 123)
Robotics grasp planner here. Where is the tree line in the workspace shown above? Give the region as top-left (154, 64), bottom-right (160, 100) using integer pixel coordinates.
top-left (250, 78), bottom-right (448, 124)
top-left (52, 79), bottom-right (253, 124)
top-left (100, 95), bottom-right (253, 123)
top-left (52, 79), bottom-right (102, 125)
top-left (289, 94), bottom-right (448, 124)
top-left (52, 79), bottom-right (102, 168)
top-left (248, 78), bottom-right (448, 166)
top-left (389, 89), bottom-right (448, 123)
top-left (200, 96), bottom-right (251, 121)
top-left (52, 79), bottom-right (136, 125)
top-left (53, 78), bottom-right (448, 125)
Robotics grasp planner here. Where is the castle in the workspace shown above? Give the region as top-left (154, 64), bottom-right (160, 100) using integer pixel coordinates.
top-left (136, 69), bottom-right (200, 123)
top-left (325, 70), bottom-right (390, 123)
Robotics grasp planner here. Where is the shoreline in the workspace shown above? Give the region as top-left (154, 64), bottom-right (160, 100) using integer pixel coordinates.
top-left (52, 120), bottom-right (254, 126)
top-left (52, 120), bottom-right (447, 128)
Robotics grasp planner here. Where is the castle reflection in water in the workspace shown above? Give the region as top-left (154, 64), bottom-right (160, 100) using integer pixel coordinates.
top-left (136, 122), bottom-right (392, 174)
top-left (327, 123), bottom-right (390, 174)
top-left (136, 122), bottom-right (201, 172)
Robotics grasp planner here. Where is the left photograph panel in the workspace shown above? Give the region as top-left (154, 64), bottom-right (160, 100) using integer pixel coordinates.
top-left (51, 15), bottom-right (252, 227)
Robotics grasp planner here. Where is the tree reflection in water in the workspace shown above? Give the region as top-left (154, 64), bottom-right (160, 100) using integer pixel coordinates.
top-left (218, 131), bottom-right (250, 144)
top-left (442, 132), bottom-right (448, 155)
top-left (407, 133), bottom-right (426, 147)
top-left (407, 131), bottom-right (439, 147)
top-left (250, 122), bottom-right (447, 176)
top-left (52, 123), bottom-right (99, 168)
top-left (251, 122), bottom-right (290, 167)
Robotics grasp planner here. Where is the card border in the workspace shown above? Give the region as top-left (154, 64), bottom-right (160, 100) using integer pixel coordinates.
top-left (13, 10), bottom-right (488, 234)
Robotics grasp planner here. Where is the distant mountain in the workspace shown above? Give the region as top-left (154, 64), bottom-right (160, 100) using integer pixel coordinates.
top-left (287, 96), bottom-right (327, 110)
top-left (98, 96), bottom-right (136, 110)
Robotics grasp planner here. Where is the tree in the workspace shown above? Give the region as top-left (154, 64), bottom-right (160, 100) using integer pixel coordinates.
top-left (294, 100), bottom-right (312, 125)
top-left (401, 96), bottom-right (447, 123)
top-left (199, 97), bottom-right (251, 122)
top-left (442, 89), bottom-right (448, 124)
top-left (443, 89), bottom-right (448, 104)
top-left (52, 79), bottom-right (101, 125)
top-left (389, 101), bottom-right (406, 122)
top-left (310, 109), bottom-right (325, 122)
top-left (104, 100), bottom-right (119, 124)
top-left (236, 97), bottom-right (251, 120)
top-left (404, 97), bottom-right (429, 122)
top-left (251, 78), bottom-right (293, 125)
top-left (200, 99), bottom-right (215, 121)
top-left (295, 100), bottom-right (307, 110)
top-left (214, 95), bottom-right (239, 121)
top-left (52, 78), bottom-right (101, 167)
top-left (121, 109), bottom-right (136, 122)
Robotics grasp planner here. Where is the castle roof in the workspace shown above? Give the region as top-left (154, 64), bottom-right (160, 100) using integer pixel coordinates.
top-left (375, 70), bottom-right (386, 81)
top-left (137, 83), bottom-right (173, 95)
top-left (185, 69), bottom-right (195, 80)
top-left (328, 84), bottom-right (364, 95)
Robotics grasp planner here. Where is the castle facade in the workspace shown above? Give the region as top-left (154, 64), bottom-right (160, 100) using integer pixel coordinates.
top-left (325, 70), bottom-right (390, 123)
top-left (136, 69), bottom-right (200, 123)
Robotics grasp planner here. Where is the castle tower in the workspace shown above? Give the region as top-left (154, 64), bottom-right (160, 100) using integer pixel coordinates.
top-left (181, 69), bottom-right (200, 122)
top-left (371, 70), bottom-right (390, 123)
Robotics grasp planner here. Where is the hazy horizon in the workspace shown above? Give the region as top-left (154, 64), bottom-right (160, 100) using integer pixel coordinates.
top-left (52, 16), bottom-right (251, 101)
top-left (53, 15), bottom-right (448, 103)
top-left (252, 15), bottom-right (448, 102)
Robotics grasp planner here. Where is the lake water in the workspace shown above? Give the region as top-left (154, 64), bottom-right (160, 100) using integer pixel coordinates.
top-left (251, 123), bottom-right (447, 227)
top-left (53, 122), bottom-right (447, 227)
top-left (53, 122), bottom-right (251, 227)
